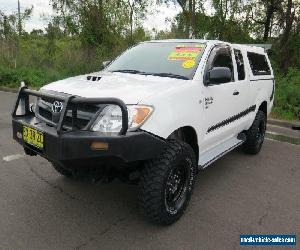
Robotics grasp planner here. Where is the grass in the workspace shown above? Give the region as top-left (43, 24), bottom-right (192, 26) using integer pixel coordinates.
top-left (271, 68), bottom-right (300, 121)
top-left (0, 37), bottom-right (105, 88)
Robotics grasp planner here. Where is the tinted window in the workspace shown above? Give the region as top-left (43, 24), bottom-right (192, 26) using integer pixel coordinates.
top-left (106, 42), bottom-right (206, 80)
top-left (234, 49), bottom-right (245, 80)
top-left (247, 52), bottom-right (271, 76)
top-left (205, 45), bottom-right (234, 83)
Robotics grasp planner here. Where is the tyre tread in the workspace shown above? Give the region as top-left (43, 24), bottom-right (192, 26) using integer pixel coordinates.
top-left (138, 140), bottom-right (196, 225)
top-left (244, 110), bottom-right (266, 154)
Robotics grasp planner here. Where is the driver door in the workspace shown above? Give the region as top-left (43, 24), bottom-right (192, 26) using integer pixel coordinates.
top-left (201, 44), bottom-right (243, 151)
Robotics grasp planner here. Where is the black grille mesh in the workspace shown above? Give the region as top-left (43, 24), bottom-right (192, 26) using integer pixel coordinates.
top-left (36, 97), bottom-right (102, 130)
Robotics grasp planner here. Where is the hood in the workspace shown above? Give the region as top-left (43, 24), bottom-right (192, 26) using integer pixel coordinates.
top-left (41, 72), bottom-right (189, 104)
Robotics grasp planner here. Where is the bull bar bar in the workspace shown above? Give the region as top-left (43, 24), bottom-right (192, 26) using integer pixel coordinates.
top-left (11, 86), bottom-right (129, 135)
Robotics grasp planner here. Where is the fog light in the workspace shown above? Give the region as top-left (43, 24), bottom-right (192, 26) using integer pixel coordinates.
top-left (90, 142), bottom-right (109, 150)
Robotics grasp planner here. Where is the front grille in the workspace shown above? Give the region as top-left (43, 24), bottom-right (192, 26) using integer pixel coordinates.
top-left (39, 106), bottom-right (52, 120)
top-left (36, 94), bottom-right (102, 130)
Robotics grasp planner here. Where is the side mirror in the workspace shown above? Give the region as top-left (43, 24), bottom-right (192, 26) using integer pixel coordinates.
top-left (102, 60), bottom-right (111, 69)
top-left (207, 67), bottom-right (232, 85)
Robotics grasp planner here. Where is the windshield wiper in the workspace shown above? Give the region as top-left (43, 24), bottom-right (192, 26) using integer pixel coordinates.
top-left (111, 69), bottom-right (146, 75)
top-left (147, 72), bottom-right (189, 80)
top-left (111, 70), bottom-right (189, 80)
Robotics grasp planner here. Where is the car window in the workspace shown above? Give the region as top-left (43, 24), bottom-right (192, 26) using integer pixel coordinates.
top-left (105, 42), bottom-right (206, 80)
top-left (234, 49), bottom-right (245, 80)
top-left (247, 52), bottom-right (271, 76)
top-left (205, 45), bottom-right (234, 83)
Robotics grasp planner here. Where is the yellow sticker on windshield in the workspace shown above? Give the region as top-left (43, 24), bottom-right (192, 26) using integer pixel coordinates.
top-left (182, 60), bottom-right (196, 69)
top-left (168, 45), bottom-right (202, 61)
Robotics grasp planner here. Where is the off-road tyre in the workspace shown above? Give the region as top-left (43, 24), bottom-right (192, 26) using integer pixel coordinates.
top-left (138, 140), bottom-right (196, 225)
top-left (52, 163), bottom-right (73, 178)
top-left (244, 110), bottom-right (266, 155)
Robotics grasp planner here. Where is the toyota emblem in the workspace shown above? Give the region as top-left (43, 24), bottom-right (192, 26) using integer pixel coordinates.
top-left (52, 101), bottom-right (64, 113)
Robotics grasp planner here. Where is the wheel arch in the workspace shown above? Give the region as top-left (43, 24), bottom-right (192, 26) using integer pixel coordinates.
top-left (167, 126), bottom-right (199, 162)
top-left (258, 101), bottom-right (268, 118)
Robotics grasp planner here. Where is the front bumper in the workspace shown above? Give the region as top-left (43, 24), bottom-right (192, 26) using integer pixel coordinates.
top-left (13, 115), bottom-right (166, 164)
top-left (11, 87), bottom-right (166, 165)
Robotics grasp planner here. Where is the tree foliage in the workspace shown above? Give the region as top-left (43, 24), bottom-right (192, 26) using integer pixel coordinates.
top-left (50, 0), bottom-right (151, 48)
top-left (0, 6), bottom-right (33, 38)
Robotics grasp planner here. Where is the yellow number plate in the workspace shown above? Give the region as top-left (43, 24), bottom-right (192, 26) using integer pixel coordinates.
top-left (23, 126), bottom-right (44, 149)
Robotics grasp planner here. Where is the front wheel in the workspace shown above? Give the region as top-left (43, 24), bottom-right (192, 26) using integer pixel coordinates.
top-left (138, 140), bottom-right (196, 225)
top-left (243, 110), bottom-right (266, 155)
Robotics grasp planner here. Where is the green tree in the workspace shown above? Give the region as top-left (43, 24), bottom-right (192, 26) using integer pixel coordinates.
top-left (50, 0), bottom-right (150, 48)
top-left (0, 6), bottom-right (33, 38)
top-left (161, 0), bottom-right (200, 38)
top-left (277, 0), bottom-right (300, 71)
top-left (126, 0), bottom-right (150, 44)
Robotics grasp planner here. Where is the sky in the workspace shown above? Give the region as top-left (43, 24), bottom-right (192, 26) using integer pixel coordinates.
top-left (0, 0), bottom-right (180, 32)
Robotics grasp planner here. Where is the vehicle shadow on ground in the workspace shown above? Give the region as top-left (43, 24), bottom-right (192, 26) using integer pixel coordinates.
top-left (23, 145), bottom-right (246, 227)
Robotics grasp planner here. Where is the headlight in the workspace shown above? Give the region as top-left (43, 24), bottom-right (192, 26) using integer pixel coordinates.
top-left (91, 105), bottom-right (153, 133)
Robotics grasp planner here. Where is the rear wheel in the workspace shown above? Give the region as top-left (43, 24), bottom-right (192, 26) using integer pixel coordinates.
top-left (138, 140), bottom-right (196, 225)
top-left (244, 110), bottom-right (266, 154)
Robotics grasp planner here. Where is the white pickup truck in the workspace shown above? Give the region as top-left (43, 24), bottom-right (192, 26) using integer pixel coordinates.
top-left (12, 39), bottom-right (274, 225)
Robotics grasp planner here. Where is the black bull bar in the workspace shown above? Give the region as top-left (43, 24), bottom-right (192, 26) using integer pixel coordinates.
top-left (11, 86), bottom-right (129, 135)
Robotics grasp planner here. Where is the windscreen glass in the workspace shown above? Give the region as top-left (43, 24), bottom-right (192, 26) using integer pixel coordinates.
top-left (105, 42), bottom-right (206, 80)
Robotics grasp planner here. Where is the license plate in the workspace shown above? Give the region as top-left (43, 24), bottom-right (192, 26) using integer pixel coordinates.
top-left (23, 126), bottom-right (44, 149)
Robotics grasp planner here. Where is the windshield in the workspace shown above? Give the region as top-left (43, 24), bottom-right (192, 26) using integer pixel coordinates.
top-left (105, 42), bottom-right (206, 80)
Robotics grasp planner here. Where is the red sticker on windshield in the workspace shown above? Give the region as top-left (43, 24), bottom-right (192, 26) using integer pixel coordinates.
top-left (168, 45), bottom-right (202, 61)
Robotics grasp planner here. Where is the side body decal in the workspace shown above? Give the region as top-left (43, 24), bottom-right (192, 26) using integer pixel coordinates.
top-left (207, 105), bottom-right (256, 133)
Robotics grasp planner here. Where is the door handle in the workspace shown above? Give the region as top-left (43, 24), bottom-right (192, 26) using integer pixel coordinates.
top-left (233, 90), bottom-right (240, 96)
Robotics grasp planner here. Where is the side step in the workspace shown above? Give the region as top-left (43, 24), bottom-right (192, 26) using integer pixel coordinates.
top-left (198, 133), bottom-right (246, 169)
